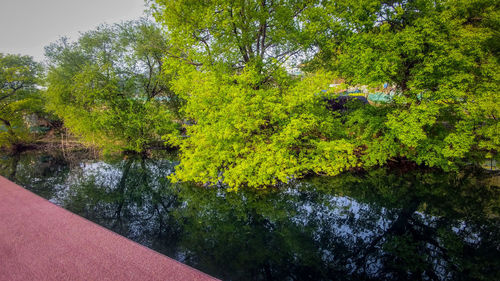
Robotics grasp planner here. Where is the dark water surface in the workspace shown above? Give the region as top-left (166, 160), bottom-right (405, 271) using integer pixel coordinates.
top-left (1, 150), bottom-right (499, 281)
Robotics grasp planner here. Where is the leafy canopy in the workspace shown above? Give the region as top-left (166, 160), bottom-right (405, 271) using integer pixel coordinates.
top-left (152, 0), bottom-right (313, 69)
top-left (153, 0), bottom-right (360, 188)
top-left (152, 0), bottom-right (499, 188)
top-left (0, 53), bottom-right (44, 148)
top-left (305, 0), bottom-right (500, 168)
top-left (45, 19), bottom-right (180, 153)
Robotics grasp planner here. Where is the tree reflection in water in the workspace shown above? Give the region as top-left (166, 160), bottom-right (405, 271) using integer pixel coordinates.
top-left (0, 151), bottom-right (498, 281)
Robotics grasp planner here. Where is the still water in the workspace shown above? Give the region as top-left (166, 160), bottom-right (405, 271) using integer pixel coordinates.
top-left (0, 150), bottom-right (499, 281)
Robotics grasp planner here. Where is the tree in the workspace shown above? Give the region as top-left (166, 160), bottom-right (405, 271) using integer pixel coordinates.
top-left (153, 0), bottom-right (359, 188)
top-left (0, 53), bottom-right (44, 149)
top-left (305, 0), bottom-right (500, 169)
top-left (45, 19), bottom-right (180, 153)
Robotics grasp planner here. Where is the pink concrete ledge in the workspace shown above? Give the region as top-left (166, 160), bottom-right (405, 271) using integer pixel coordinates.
top-left (0, 176), bottom-right (219, 281)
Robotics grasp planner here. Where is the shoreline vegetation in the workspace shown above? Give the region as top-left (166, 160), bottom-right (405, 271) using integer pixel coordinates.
top-left (0, 132), bottom-right (177, 158)
top-left (1, 0), bottom-right (498, 189)
top-left (5, 132), bottom-right (498, 183)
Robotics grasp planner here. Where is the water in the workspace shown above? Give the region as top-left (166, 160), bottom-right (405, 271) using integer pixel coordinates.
top-left (0, 150), bottom-right (499, 281)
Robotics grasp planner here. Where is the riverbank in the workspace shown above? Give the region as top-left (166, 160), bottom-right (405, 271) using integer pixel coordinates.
top-left (1, 132), bottom-right (177, 159)
top-left (3, 134), bottom-right (498, 186)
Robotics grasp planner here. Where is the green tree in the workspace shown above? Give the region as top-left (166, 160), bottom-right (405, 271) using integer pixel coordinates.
top-left (153, 0), bottom-right (360, 188)
top-left (45, 19), bottom-right (180, 153)
top-left (306, 0), bottom-right (500, 169)
top-left (0, 53), bottom-right (44, 149)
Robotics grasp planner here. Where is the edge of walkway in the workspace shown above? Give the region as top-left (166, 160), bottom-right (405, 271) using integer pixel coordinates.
top-left (0, 176), bottom-right (219, 281)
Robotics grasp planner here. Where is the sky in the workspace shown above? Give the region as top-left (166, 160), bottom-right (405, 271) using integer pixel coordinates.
top-left (0, 0), bottom-right (148, 62)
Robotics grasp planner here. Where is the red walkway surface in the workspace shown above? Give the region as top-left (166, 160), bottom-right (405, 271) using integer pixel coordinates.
top-left (0, 176), bottom-right (219, 281)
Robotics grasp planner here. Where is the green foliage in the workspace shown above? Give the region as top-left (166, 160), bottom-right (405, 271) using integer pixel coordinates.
top-left (307, 0), bottom-right (500, 169)
top-left (0, 54), bottom-right (44, 148)
top-left (152, 0), bottom-right (312, 68)
top-left (45, 20), bottom-right (180, 153)
top-left (153, 0), bottom-right (500, 188)
top-left (154, 0), bottom-right (357, 187)
top-left (168, 66), bottom-right (358, 188)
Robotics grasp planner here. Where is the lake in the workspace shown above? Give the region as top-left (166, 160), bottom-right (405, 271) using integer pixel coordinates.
top-left (0, 149), bottom-right (499, 281)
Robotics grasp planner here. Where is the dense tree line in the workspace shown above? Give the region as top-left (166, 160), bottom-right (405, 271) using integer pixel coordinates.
top-left (152, 0), bottom-right (499, 188)
top-left (1, 0), bottom-right (498, 188)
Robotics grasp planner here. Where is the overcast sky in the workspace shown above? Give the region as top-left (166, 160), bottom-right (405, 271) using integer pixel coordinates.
top-left (0, 0), bottom-right (147, 62)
